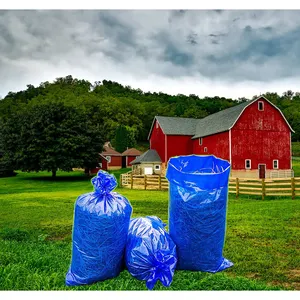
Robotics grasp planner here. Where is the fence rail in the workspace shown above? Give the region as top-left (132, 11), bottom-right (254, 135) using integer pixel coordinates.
top-left (121, 172), bottom-right (300, 199)
top-left (120, 172), bottom-right (169, 190)
top-left (229, 177), bottom-right (300, 200)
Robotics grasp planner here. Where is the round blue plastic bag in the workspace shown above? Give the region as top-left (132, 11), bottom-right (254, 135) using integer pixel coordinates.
top-left (125, 216), bottom-right (177, 290)
top-left (66, 170), bottom-right (132, 286)
top-left (166, 155), bottom-right (233, 273)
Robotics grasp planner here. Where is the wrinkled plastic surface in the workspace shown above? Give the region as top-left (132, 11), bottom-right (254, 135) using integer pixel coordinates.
top-left (166, 155), bottom-right (233, 273)
top-left (66, 170), bottom-right (132, 286)
top-left (125, 216), bottom-right (177, 290)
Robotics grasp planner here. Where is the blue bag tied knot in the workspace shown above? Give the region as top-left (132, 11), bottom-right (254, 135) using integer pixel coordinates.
top-left (91, 170), bottom-right (117, 195)
top-left (146, 249), bottom-right (177, 290)
top-left (125, 216), bottom-right (177, 290)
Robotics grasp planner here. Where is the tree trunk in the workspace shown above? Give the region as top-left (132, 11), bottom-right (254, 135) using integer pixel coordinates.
top-left (52, 169), bottom-right (57, 178)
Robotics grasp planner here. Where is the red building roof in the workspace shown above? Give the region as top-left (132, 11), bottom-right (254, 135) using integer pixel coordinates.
top-left (122, 148), bottom-right (142, 156)
top-left (101, 145), bottom-right (122, 156)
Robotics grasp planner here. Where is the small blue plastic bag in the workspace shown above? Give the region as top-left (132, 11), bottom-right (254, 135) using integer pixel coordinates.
top-left (66, 170), bottom-right (132, 286)
top-left (166, 155), bottom-right (233, 273)
top-left (125, 216), bottom-right (177, 290)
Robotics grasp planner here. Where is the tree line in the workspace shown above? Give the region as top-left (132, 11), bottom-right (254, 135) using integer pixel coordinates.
top-left (0, 75), bottom-right (299, 177)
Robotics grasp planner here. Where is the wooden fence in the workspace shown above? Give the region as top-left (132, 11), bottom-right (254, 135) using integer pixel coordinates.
top-left (121, 172), bottom-right (169, 190)
top-left (229, 177), bottom-right (300, 200)
top-left (121, 172), bottom-right (300, 199)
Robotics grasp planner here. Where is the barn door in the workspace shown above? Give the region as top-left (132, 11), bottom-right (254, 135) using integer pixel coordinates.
top-left (258, 164), bottom-right (266, 179)
top-left (122, 156), bottom-right (126, 168)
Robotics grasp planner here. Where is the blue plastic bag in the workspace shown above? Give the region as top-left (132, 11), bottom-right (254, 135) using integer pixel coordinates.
top-left (125, 216), bottom-right (177, 290)
top-left (166, 155), bottom-right (233, 273)
top-left (66, 170), bottom-right (132, 286)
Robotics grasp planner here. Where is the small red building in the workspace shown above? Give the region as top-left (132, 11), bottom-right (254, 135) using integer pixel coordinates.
top-left (122, 148), bottom-right (142, 168)
top-left (100, 142), bottom-right (122, 170)
top-left (89, 142), bottom-right (122, 175)
top-left (148, 96), bottom-right (294, 179)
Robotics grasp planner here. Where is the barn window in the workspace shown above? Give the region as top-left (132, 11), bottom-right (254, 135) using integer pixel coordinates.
top-left (204, 147), bottom-right (208, 153)
top-left (199, 137), bottom-right (203, 145)
top-left (273, 160), bottom-right (279, 169)
top-left (258, 101), bottom-right (264, 111)
top-left (106, 156), bottom-right (111, 163)
top-left (245, 159), bottom-right (251, 169)
top-left (155, 165), bottom-right (161, 170)
top-left (156, 122), bottom-right (159, 129)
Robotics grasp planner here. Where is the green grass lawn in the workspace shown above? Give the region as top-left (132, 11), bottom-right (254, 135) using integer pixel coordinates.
top-left (292, 142), bottom-right (300, 157)
top-left (293, 156), bottom-right (300, 177)
top-left (0, 167), bottom-right (300, 291)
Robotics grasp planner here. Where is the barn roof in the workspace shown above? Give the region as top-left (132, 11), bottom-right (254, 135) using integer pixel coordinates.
top-left (130, 149), bottom-right (162, 165)
top-left (192, 100), bottom-right (255, 139)
top-left (101, 145), bottom-right (122, 156)
top-left (147, 116), bottom-right (199, 139)
top-left (148, 97), bottom-right (294, 140)
top-left (122, 148), bottom-right (142, 156)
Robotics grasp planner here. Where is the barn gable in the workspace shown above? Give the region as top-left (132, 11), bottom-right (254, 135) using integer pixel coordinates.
top-left (193, 96), bottom-right (294, 139)
top-left (229, 96), bottom-right (294, 133)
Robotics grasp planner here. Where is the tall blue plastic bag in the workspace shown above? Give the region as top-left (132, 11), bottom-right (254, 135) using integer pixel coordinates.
top-left (66, 170), bottom-right (132, 286)
top-left (125, 216), bottom-right (177, 290)
top-left (166, 155), bottom-right (233, 273)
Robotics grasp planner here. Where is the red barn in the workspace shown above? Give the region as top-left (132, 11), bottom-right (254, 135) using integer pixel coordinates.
top-left (100, 143), bottom-right (122, 170)
top-left (122, 148), bottom-right (142, 168)
top-left (148, 96), bottom-right (294, 179)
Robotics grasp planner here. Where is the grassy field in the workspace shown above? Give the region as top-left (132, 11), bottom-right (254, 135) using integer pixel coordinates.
top-left (292, 142), bottom-right (300, 157)
top-left (293, 157), bottom-right (300, 178)
top-left (0, 166), bottom-right (300, 291)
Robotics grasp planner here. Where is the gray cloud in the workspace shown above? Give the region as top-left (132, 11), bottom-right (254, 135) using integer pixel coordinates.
top-left (1, 10), bottom-right (300, 98)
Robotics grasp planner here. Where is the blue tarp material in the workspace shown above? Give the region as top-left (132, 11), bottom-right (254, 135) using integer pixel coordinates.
top-left (166, 155), bottom-right (233, 273)
top-left (125, 216), bottom-right (177, 290)
top-left (65, 170), bottom-right (132, 286)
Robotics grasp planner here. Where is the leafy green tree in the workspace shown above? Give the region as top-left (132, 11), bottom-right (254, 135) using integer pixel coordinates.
top-left (114, 125), bottom-right (137, 153)
top-left (0, 118), bottom-right (16, 177)
top-left (125, 126), bottom-right (138, 148)
top-left (1, 102), bottom-right (105, 177)
top-left (1, 75), bottom-right (299, 145)
top-left (182, 105), bottom-right (208, 119)
top-left (282, 106), bottom-right (300, 142)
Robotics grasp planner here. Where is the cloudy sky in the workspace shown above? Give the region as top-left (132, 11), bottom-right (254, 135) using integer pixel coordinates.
top-left (1, 9), bottom-right (300, 99)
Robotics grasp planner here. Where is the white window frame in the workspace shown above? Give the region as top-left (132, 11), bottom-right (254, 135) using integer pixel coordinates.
top-left (245, 159), bottom-right (251, 170)
top-left (273, 159), bottom-right (279, 169)
top-left (154, 165), bottom-right (161, 170)
top-left (258, 101), bottom-right (264, 111)
top-left (204, 147), bottom-right (208, 153)
top-left (106, 156), bottom-right (111, 163)
top-left (199, 137), bottom-right (203, 145)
